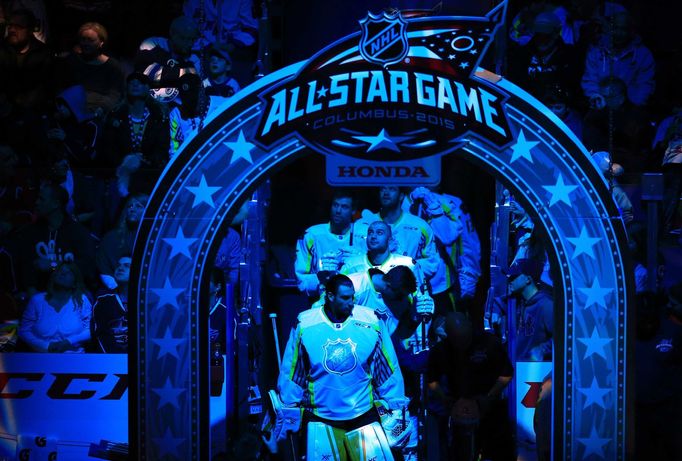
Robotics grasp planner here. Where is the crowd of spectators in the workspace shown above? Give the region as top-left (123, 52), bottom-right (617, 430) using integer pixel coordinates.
top-left (0, 0), bottom-right (257, 352)
top-left (0, 1), bottom-right (679, 460)
top-left (0, 0), bottom-right (680, 438)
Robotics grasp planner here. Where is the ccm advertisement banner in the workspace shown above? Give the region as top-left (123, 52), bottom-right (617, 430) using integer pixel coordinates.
top-left (0, 353), bottom-right (127, 460)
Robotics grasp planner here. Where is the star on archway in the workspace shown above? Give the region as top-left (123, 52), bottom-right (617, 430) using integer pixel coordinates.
top-left (567, 226), bottom-right (601, 259)
top-left (151, 278), bottom-right (183, 310)
top-left (162, 226), bottom-right (198, 259)
top-left (579, 278), bottom-right (614, 309)
top-left (224, 130), bottom-right (255, 165)
top-left (578, 377), bottom-right (611, 409)
top-left (577, 327), bottom-right (613, 360)
top-left (509, 129), bottom-right (538, 163)
top-left (543, 174), bottom-right (578, 207)
top-left (151, 377), bottom-right (185, 410)
top-left (186, 175), bottom-right (221, 208)
top-left (577, 425), bottom-right (610, 459)
top-left (352, 129), bottom-right (412, 152)
top-left (152, 327), bottom-right (186, 359)
top-left (152, 427), bottom-right (185, 459)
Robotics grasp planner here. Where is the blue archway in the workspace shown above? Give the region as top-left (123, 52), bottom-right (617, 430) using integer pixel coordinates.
top-left (130, 6), bottom-right (632, 460)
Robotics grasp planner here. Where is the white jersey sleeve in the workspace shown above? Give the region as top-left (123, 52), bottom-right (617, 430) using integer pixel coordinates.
top-left (294, 223), bottom-right (368, 296)
top-left (278, 323), bottom-right (307, 406)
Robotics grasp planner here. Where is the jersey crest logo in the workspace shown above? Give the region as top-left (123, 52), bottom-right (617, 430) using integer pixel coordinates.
top-left (322, 338), bottom-right (358, 375)
top-left (359, 11), bottom-right (409, 67)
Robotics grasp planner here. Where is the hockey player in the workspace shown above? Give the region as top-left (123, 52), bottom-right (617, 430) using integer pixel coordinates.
top-left (404, 187), bottom-right (482, 315)
top-left (340, 221), bottom-right (426, 318)
top-left (378, 265), bottom-right (437, 459)
top-left (272, 274), bottom-right (407, 460)
top-left (294, 189), bottom-right (367, 297)
top-left (358, 186), bottom-right (440, 285)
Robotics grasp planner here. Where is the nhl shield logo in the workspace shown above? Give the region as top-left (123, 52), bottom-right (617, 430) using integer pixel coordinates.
top-left (359, 11), bottom-right (409, 67)
top-left (322, 338), bottom-right (358, 376)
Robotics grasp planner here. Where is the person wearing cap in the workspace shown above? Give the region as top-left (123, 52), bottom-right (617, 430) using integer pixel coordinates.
top-left (203, 42), bottom-right (241, 98)
top-left (99, 71), bottom-right (169, 201)
top-left (374, 265), bottom-right (436, 457)
top-left (505, 258), bottom-right (553, 362)
top-left (507, 10), bottom-right (580, 101)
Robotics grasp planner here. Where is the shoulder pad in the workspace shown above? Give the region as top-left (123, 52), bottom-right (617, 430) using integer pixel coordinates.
top-left (297, 307), bottom-right (325, 328)
top-left (392, 254), bottom-right (416, 266)
top-left (351, 305), bottom-right (380, 326)
top-left (303, 223), bottom-right (327, 237)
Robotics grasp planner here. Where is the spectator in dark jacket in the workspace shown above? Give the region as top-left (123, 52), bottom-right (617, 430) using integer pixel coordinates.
top-left (14, 183), bottom-right (97, 297)
top-left (507, 11), bottom-right (581, 100)
top-left (54, 22), bottom-right (125, 115)
top-left (581, 10), bottom-right (655, 107)
top-left (582, 77), bottom-right (652, 180)
top-left (99, 72), bottom-right (169, 198)
top-left (0, 8), bottom-right (53, 113)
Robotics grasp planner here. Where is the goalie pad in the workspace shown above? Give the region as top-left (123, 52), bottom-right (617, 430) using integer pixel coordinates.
top-left (307, 421), bottom-right (394, 461)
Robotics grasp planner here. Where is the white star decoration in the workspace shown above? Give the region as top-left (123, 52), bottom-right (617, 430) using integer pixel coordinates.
top-left (543, 175), bottom-right (578, 206)
top-left (151, 278), bottom-right (183, 310)
top-left (162, 226), bottom-right (198, 259)
top-left (186, 175), bottom-right (221, 208)
top-left (352, 129), bottom-right (412, 152)
top-left (151, 327), bottom-right (185, 359)
top-left (567, 226), bottom-right (601, 259)
top-left (578, 377), bottom-right (610, 409)
top-left (151, 377), bottom-right (185, 410)
top-left (577, 327), bottom-right (613, 360)
top-left (579, 278), bottom-right (614, 309)
top-left (509, 130), bottom-right (538, 163)
top-left (152, 427), bottom-right (184, 459)
top-left (224, 130), bottom-right (255, 165)
top-left (577, 425), bottom-right (610, 459)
